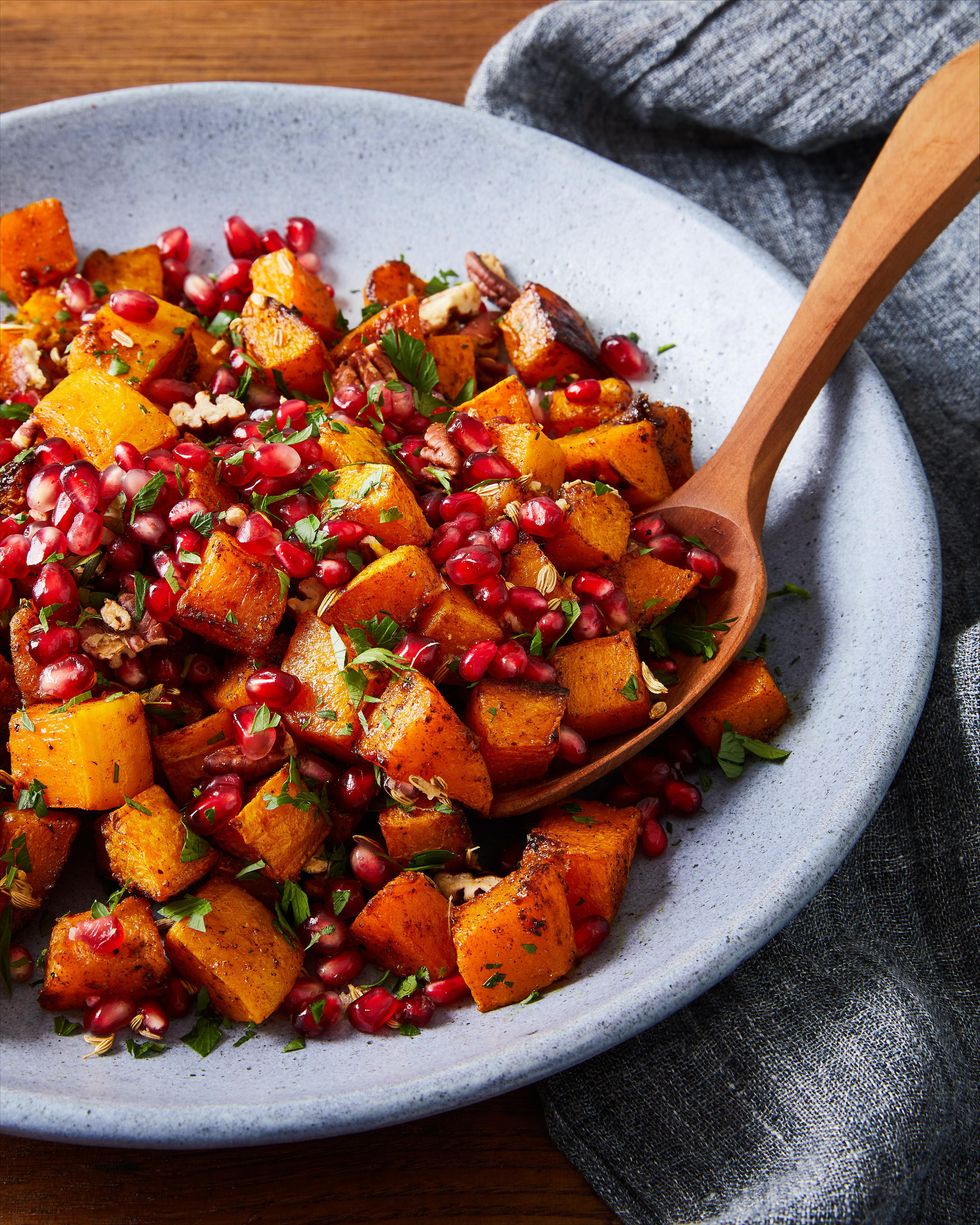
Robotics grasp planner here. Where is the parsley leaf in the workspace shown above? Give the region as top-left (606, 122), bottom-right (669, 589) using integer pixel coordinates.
top-left (378, 328), bottom-right (438, 394)
top-left (180, 824), bottom-right (212, 864)
top-left (766, 582), bottom-right (812, 601)
top-left (182, 1013), bottom-right (223, 1057)
top-left (716, 722), bottom-right (791, 779)
top-left (158, 894), bottom-right (212, 932)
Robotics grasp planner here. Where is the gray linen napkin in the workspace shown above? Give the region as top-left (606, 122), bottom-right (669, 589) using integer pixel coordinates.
top-left (467, 3), bottom-right (980, 1222)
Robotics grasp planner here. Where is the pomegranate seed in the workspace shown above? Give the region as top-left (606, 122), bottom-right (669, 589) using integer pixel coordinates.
top-left (255, 443), bottom-right (301, 478)
top-left (36, 437), bottom-right (76, 466)
top-left (293, 992), bottom-right (342, 1038)
top-left (623, 755), bottom-right (672, 794)
top-left (8, 944), bottom-right (33, 984)
top-left (51, 492), bottom-right (76, 534)
top-left (686, 545), bottom-right (723, 583)
top-left (260, 228), bottom-right (286, 253)
top-left (325, 878), bottom-right (365, 921)
top-left (397, 994), bottom-right (436, 1028)
top-left (600, 334), bottom-right (649, 379)
top-left (224, 215), bottom-right (262, 259)
top-left (0, 534), bottom-right (29, 579)
top-left (157, 226), bottom-right (190, 262)
top-left (488, 517), bottom-right (518, 552)
top-left (572, 572), bottom-right (615, 601)
top-left (557, 724), bottom-right (589, 764)
top-left (523, 656), bottom-right (558, 683)
top-left (108, 290), bottom-right (158, 324)
top-left (452, 513), bottom-right (485, 538)
top-left (148, 652), bottom-right (181, 685)
top-left (184, 655), bottom-right (216, 686)
top-left (170, 446), bottom-right (210, 477)
top-left (630, 513), bottom-right (667, 545)
top-left (206, 366), bottom-right (235, 398)
top-left (641, 818), bottom-right (669, 857)
top-left (600, 588), bottom-right (630, 631)
top-left (458, 640), bottom-right (499, 683)
top-left (26, 465), bottom-right (62, 516)
top-left (335, 765), bottom-right (377, 810)
top-left (144, 578), bottom-right (178, 621)
top-left (519, 497), bottom-right (564, 539)
top-left (115, 443), bottom-right (144, 472)
top-left (333, 383), bottom-right (367, 415)
top-left (245, 667), bottom-right (300, 710)
top-left (0, 442), bottom-right (16, 466)
top-left (163, 978), bottom-right (194, 1018)
top-left (60, 461), bottom-right (101, 513)
top-left (301, 910), bottom-right (348, 954)
top-left (535, 610), bottom-right (566, 645)
top-left (462, 452), bottom-right (520, 483)
top-left (573, 916), bottom-right (610, 958)
top-left (39, 653), bottom-right (95, 699)
top-left (215, 258), bottom-right (253, 294)
top-left (146, 450), bottom-right (178, 477)
top-left (644, 533), bottom-right (689, 566)
top-left (350, 842), bottom-right (397, 891)
top-left (285, 216), bottom-right (315, 254)
top-left (185, 783), bottom-right (241, 835)
top-left (107, 536), bottom-right (141, 571)
top-left (636, 795), bottom-right (665, 823)
top-left (347, 986), bottom-right (400, 1034)
top-left (134, 1000), bottom-right (169, 1038)
top-left (183, 273), bottom-right (220, 316)
top-left (285, 976), bottom-right (326, 1013)
top-left (232, 703), bottom-right (278, 761)
top-left (447, 413), bottom-right (493, 454)
top-left (32, 562), bottom-right (77, 612)
top-left (564, 378), bottom-right (602, 405)
top-left (314, 950), bottom-right (364, 989)
top-left (0, 578), bottom-right (11, 611)
top-left (28, 625), bottom-right (80, 664)
top-left (59, 275), bottom-right (95, 314)
top-left (488, 640), bottom-right (528, 679)
top-left (26, 527), bottom-right (69, 570)
top-left (275, 399), bottom-right (308, 431)
top-left (69, 914), bottom-right (125, 955)
top-left (272, 539), bottom-right (312, 578)
top-left (275, 493), bottom-right (316, 526)
top-left (472, 576), bottom-right (508, 615)
top-left (429, 522), bottom-right (466, 565)
top-left (116, 657), bottom-right (149, 688)
top-left (66, 511), bottom-right (103, 556)
top-left (606, 781), bottom-right (642, 806)
top-left (316, 557), bottom-right (353, 588)
top-left (236, 512), bottom-right (281, 559)
top-left (321, 520), bottom-right (367, 549)
top-left (394, 632), bottom-right (440, 675)
top-left (445, 545), bottom-right (501, 586)
top-left (84, 994), bottom-right (137, 1036)
top-left (570, 602), bottom-right (604, 641)
top-left (161, 257), bottom-right (188, 298)
top-left (507, 586), bottom-right (549, 624)
top-left (127, 512), bottom-right (168, 547)
top-left (663, 779), bottom-right (702, 815)
top-left (440, 491), bottom-right (485, 523)
top-left (423, 973), bottom-right (470, 1007)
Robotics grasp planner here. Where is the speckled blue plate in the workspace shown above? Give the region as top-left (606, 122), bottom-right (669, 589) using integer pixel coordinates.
top-left (0, 84), bottom-right (939, 1149)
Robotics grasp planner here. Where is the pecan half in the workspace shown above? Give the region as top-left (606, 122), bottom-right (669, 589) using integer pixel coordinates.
top-left (465, 252), bottom-right (520, 309)
top-left (419, 422), bottom-right (461, 476)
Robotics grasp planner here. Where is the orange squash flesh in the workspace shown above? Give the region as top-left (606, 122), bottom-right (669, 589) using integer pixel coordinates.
top-left (685, 658), bottom-right (790, 753)
top-left (351, 871), bottom-right (457, 980)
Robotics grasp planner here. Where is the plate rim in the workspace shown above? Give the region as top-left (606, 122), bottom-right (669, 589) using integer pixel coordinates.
top-left (0, 81), bottom-right (942, 1148)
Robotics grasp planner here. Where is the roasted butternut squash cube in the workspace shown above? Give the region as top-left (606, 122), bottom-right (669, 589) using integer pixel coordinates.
top-left (428, 334), bottom-right (477, 399)
top-left (504, 533), bottom-right (572, 597)
top-left (9, 604), bottom-right (41, 701)
top-left (465, 680), bottom-right (567, 785)
top-left (211, 762), bottom-right (328, 882)
top-left (39, 897), bottom-right (169, 1011)
top-left (202, 657), bottom-right (260, 712)
top-left (601, 550), bottom-right (700, 626)
top-left (648, 401), bottom-right (695, 489)
top-left (320, 545), bottom-right (443, 631)
top-left (351, 870), bottom-right (456, 979)
top-left (451, 855), bottom-right (574, 1011)
top-left (324, 463), bottom-right (432, 547)
top-left (152, 710), bottom-right (235, 802)
top-left (332, 296), bottom-right (423, 361)
top-left (15, 286), bottom-right (80, 352)
top-left (182, 457), bottom-right (235, 513)
top-left (34, 367), bottom-right (178, 467)
top-left (488, 422), bottom-right (565, 494)
top-left (544, 377), bottom-right (633, 437)
top-left (81, 245), bottom-right (164, 296)
top-left (499, 284), bottom-right (601, 386)
top-left (558, 421), bottom-right (672, 510)
top-left (249, 248), bottom-right (339, 337)
top-left (189, 325), bottom-right (231, 385)
top-left (164, 878), bottom-right (303, 1023)
top-left (0, 198), bottom-right (76, 305)
top-left (317, 417), bottom-right (389, 468)
top-left (550, 631), bottom-right (651, 740)
top-left (455, 374), bottom-right (536, 425)
top-left (416, 584), bottom-right (502, 669)
top-left (9, 693), bottom-right (153, 810)
top-left (358, 671), bottom-right (493, 815)
top-left (67, 296), bottom-right (196, 391)
top-left (1, 806), bottom-right (80, 928)
top-left (377, 805), bottom-right (473, 867)
top-left (545, 479), bottom-right (631, 571)
top-left (364, 260), bottom-right (426, 306)
top-left (685, 658), bottom-right (790, 753)
top-left (99, 785), bottom-right (217, 902)
top-left (528, 801), bottom-right (641, 922)
top-left (238, 295), bottom-right (331, 395)
top-left (281, 612), bottom-right (386, 760)
top-left (474, 478), bottom-right (522, 522)
top-left (175, 531), bottom-right (286, 655)
top-left (0, 322), bottom-right (47, 402)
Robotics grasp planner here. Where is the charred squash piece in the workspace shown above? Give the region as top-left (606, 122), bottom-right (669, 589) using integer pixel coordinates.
top-left (164, 878), bottom-right (303, 1023)
top-left (249, 248), bottom-right (339, 338)
top-left (503, 533), bottom-right (573, 599)
top-left (237, 294), bottom-right (332, 395)
top-left (557, 421), bottom-right (673, 510)
top-left (153, 710), bottom-right (235, 802)
top-left (81, 245), bottom-right (164, 296)
top-left (358, 671), bottom-right (493, 815)
top-left (451, 854), bottom-right (574, 1011)
top-left (454, 374), bottom-right (535, 425)
top-left (647, 401), bottom-right (695, 489)
top-left (99, 785), bottom-right (217, 902)
top-left (9, 604), bottom-right (42, 701)
top-left (331, 296), bottom-right (423, 362)
top-left (600, 550), bottom-right (700, 627)
top-left (428, 334), bottom-right (477, 400)
top-left (175, 531), bottom-right (286, 656)
top-left (0, 198), bottom-right (77, 305)
top-left (363, 260), bottom-right (426, 307)
top-left (321, 545), bottom-right (443, 631)
top-left (550, 630), bottom-right (651, 740)
top-left (323, 463), bottom-right (432, 548)
top-left (351, 870), bottom-right (457, 979)
top-left (544, 378), bottom-right (633, 437)
top-left (316, 417), bottom-right (390, 468)
top-left (465, 679), bottom-right (568, 786)
top-left (544, 479), bottom-right (631, 572)
top-left (685, 658), bottom-right (790, 753)
top-left (377, 805), bottom-right (473, 867)
top-left (416, 584), bottom-right (502, 671)
top-left (67, 296), bottom-right (197, 391)
top-left (487, 422), bottom-right (565, 494)
top-left (498, 283), bottom-right (601, 385)
top-left (203, 656), bottom-right (265, 712)
top-left (0, 806), bottom-right (80, 929)
top-left (40, 897), bottom-right (169, 1010)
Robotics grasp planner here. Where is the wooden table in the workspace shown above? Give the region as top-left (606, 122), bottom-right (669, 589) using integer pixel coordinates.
top-left (0, 1), bottom-right (615, 1220)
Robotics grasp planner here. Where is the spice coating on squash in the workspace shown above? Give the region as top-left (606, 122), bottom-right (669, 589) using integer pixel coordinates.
top-left (249, 248), bottom-right (339, 337)
top-left (550, 630), bottom-right (651, 741)
top-left (454, 373), bottom-right (536, 425)
top-left (378, 805), bottom-right (472, 867)
top-left (81, 245), bottom-right (164, 296)
top-left (545, 479), bottom-right (631, 572)
top-left (544, 377), bottom-right (633, 437)
top-left (67, 296), bottom-right (197, 392)
top-left (499, 283), bottom-right (601, 385)
top-left (465, 679), bottom-right (568, 785)
top-left (601, 551), bottom-right (701, 628)
top-left (320, 545), bottom-right (443, 631)
top-left (323, 463), bottom-right (433, 548)
top-left (237, 295), bottom-right (332, 395)
top-left (351, 870), bottom-right (457, 979)
top-left (685, 658), bottom-right (790, 753)
top-left (152, 710), bottom-right (235, 802)
top-left (331, 296), bottom-right (423, 361)
top-left (99, 785), bottom-right (217, 902)
top-left (0, 806), bottom-right (80, 929)
top-left (0, 197), bottom-right (77, 304)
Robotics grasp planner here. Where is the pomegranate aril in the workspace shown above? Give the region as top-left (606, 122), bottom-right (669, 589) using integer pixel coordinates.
top-left (115, 442), bottom-right (144, 472)
top-left (636, 795), bottom-right (665, 824)
top-left (424, 973), bottom-right (470, 1007)
top-left (444, 545), bottom-right (501, 586)
top-left (507, 586), bottom-right (548, 624)
top-left (686, 545), bottom-right (723, 583)
top-left (606, 781), bottom-right (642, 806)
top-left (397, 994), bottom-right (436, 1028)
top-left (600, 588), bottom-right (630, 631)
top-left (162, 257), bottom-right (188, 298)
top-left (215, 258), bottom-right (253, 294)
top-left (32, 562), bottom-right (77, 613)
top-left (298, 251), bottom-right (320, 274)
top-left (260, 228), bottom-right (286, 252)
top-left (224, 214), bottom-right (262, 259)
top-left (472, 576), bottom-right (508, 615)
top-left (572, 571), bottom-right (615, 601)
top-left (0, 535), bottom-right (29, 579)
top-left (38, 653), bottom-right (95, 699)
top-left (84, 994), bottom-right (137, 1036)
top-left (59, 274), bottom-right (95, 314)
top-left (314, 950), bottom-right (364, 989)
top-left (316, 557), bottom-right (353, 588)
top-left (255, 443), bottom-right (301, 478)
top-left (131, 999), bottom-right (169, 1039)
top-left (236, 512), bottom-right (281, 559)
top-left (488, 639), bottom-right (528, 679)
top-left (144, 578), bottom-right (178, 621)
top-left (394, 632), bottom-right (440, 676)
top-left (321, 519), bottom-right (367, 549)
top-left (273, 540), bottom-right (314, 578)
top-left (8, 944), bottom-right (33, 984)
top-left (301, 910), bottom-right (348, 954)
top-left (570, 602), bottom-right (604, 641)
top-left (184, 655), bottom-right (217, 687)
top-left (523, 656), bottom-right (558, 684)
top-left (28, 625), bottom-right (80, 664)
top-left (232, 703), bottom-right (278, 762)
top-left (325, 878), bottom-right (366, 921)
top-left (26, 464), bottom-right (62, 517)
top-left (644, 533), bottom-right (689, 567)
top-left (276, 492), bottom-right (316, 526)
top-left (573, 916), bottom-right (610, 958)
top-left (293, 993), bottom-right (342, 1038)
top-left (285, 216), bottom-right (315, 254)
top-left (27, 526), bottom-right (70, 569)
top-left (557, 724), bottom-right (589, 765)
top-left (109, 290), bottom-right (158, 324)
top-left (462, 452), bottom-right (520, 483)
top-left (519, 496), bottom-right (564, 538)
top-left (347, 986), bottom-right (400, 1034)
top-left (630, 513), bottom-right (667, 545)
top-left (208, 366), bottom-right (237, 397)
top-left (623, 755), bottom-right (672, 794)
top-left (335, 764), bottom-right (377, 810)
top-left (488, 517), bottom-right (518, 553)
top-left (183, 273), bottom-right (220, 316)
top-left (107, 536), bottom-right (142, 571)
top-left (69, 914), bottom-right (125, 955)
top-left (163, 977), bottom-right (194, 1018)
top-left (535, 609), bottom-right (566, 645)
top-left (663, 779), bottom-right (702, 815)
top-left (600, 334), bottom-right (649, 379)
top-left (429, 522), bottom-right (466, 565)
top-left (440, 491), bottom-right (486, 523)
top-left (157, 226), bottom-right (190, 262)
top-left (564, 378), bottom-right (602, 405)
top-left (36, 436), bottom-right (76, 466)
top-left (0, 578), bottom-right (11, 612)
top-left (458, 639), bottom-right (499, 683)
top-left (245, 667), bottom-right (300, 710)
top-left (275, 398), bottom-right (309, 430)
top-left (185, 783), bottom-right (242, 835)
top-left (127, 512), bottom-right (168, 547)
top-left (350, 842), bottom-right (397, 891)
top-left (66, 511), bottom-right (103, 556)
top-left (641, 818), bottom-right (669, 857)
top-left (59, 460), bottom-right (101, 512)
top-left (447, 413), bottom-right (493, 454)
top-left (285, 976), bottom-right (326, 1013)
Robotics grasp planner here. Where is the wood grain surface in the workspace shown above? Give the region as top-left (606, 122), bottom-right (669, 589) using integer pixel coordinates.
top-left (0, 1), bottom-right (616, 1222)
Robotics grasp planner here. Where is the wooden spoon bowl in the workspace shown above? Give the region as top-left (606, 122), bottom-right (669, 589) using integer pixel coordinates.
top-left (491, 41), bottom-right (979, 818)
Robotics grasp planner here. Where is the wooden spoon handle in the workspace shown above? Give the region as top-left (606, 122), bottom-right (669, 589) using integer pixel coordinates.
top-left (684, 42), bottom-right (979, 536)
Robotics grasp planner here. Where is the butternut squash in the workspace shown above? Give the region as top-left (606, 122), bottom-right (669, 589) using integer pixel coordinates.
top-left (545, 479), bottom-right (631, 572)
top-left (465, 679), bottom-right (567, 785)
top-left (601, 550), bottom-right (701, 627)
top-left (0, 806), bottom-right (80, 929)
top-left (152, 709), bottom-right (235, 802)
top-left (249, 248), bottom-right (339, 337)
top-left (498, 284), bottom-right (601, 385)
top-left (487, 422), bottom-right (565, 494)
top-left (0, 197), bottom-right (76, 305)
top-left (323, 463), bottom-right (432, 548)
top-left (351, 870), bottom-right (457, 979)
top-left (550, 630), bottom-right (651, 740)
top-left (377, 805), bottom-right (472, 867)
top-left (544, 377), bottom-right (633, 437)
top-left (428, 333), bottom-right (477, 399)
top-left (454, 374), bottom-right (535, 425)
top-left (81, 245), bottom-right (164, 296)
top-left (320, 545), bottom-right (443, 631)
top-left (67, 296), bottom-right (197, 391)
top-left (527, 801), bottom-right (641, 922)
top-left (332, 296), bottom-right (423, 362)
top-left (237, 295), bottom-right (331, 396)
top-left (685, 658), bottom-right (790, 753)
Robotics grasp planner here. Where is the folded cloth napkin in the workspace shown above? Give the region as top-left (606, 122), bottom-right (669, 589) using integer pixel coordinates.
top-left (467, 3), bottom-right (979, 1222)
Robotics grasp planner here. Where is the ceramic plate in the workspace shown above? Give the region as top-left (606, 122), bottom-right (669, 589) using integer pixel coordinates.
top-left (0, 84), bottom-right (939, 1148)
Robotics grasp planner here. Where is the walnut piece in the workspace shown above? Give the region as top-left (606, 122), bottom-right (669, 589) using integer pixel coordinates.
top-left (419, 281), bottom-right (481, 333)
top-left (433, 872), bottom-right (503, 904)
top-left (169, 391), bottom-right (246, 431)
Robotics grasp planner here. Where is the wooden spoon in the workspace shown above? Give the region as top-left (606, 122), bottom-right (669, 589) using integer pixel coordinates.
top-left (492, 41), bottom-right (980, 818)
